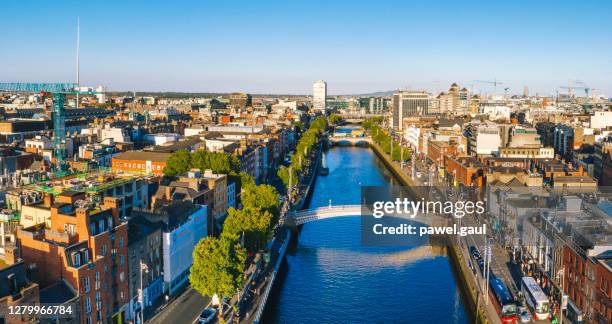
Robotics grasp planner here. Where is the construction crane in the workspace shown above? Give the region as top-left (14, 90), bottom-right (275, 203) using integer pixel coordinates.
top-left (0, 82), bottom-right (98, 177)
top-left (474, 79), bottom-right (503, 96)
top-left (559, 85), bottom-right (591, 98)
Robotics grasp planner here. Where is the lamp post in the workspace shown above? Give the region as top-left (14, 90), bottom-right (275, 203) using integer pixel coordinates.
top-left (557, 267), bottom-right (565, 324)
top-left (139, 260), bottom-right (149, 324)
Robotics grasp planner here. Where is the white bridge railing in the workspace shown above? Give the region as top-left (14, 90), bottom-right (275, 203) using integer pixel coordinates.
top-left (288, 205), bottom-right (363, 225)
top-left (287, 204), bottom-right (451, 226)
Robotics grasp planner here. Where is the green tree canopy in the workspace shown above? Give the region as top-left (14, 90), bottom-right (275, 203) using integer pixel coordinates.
top-left (277, 165), bottom-right (297, 188)
top-left (190, 236), bottom-right (246, 299)
top-left (241, 184), bottom-right (280, 224)
top-left (329, 114), bottom-right (342, 125)
top-left (164, 149), bottom-right (192, 176)
top-left (164, 149), bottom-right (241, 177)
top-left (222, 207), bottom-right (272, 252)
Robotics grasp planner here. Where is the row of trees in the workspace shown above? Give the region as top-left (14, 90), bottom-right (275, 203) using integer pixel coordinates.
top-left (328, 114), bottom-right (342, 125)
top-left (362, 116), bottom-right (384, 130)
top-left (190, 173), bottom-right (281, 313)
top-left (369, 121), bottom-right (411, 162)
top-left (277, 116), bottom-right (328, 188)
top-left (164, 149), bottom-right (241, 177)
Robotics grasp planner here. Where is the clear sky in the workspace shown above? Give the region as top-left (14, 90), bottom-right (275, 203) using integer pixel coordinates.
top-left (2, 0), bottom-right (611, 96)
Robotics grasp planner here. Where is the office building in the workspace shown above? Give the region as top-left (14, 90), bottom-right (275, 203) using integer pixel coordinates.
top-left (392, 90), bottom-right (429, 130)
top-left (313, 80), bottom-right (327, 112)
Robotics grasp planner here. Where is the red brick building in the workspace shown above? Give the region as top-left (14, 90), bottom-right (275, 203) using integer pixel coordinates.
top-left (427, 140), bottom-right (458, 168)
top-left (18, 195), bottom-right (130, 324)
top-left (563, 244), bottom-right (612, 323)
top-left (445, 156), bottom-right (487, 187)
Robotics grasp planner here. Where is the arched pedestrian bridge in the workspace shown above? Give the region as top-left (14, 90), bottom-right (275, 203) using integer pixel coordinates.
top-left (327, 136), bottom-right (372, 146)
top-left (285, 204), bottom-right (451, 227)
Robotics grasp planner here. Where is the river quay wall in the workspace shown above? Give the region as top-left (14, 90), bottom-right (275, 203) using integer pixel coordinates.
top-left (369, 140), bottom-right (489, 324)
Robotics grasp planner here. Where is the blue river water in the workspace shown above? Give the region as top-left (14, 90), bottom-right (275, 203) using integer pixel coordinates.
top-left (264, 146), bottom-right (470, 324)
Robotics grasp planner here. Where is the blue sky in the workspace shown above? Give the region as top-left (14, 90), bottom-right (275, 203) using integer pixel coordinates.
top-left (1, 0), bottom-right (611, 95)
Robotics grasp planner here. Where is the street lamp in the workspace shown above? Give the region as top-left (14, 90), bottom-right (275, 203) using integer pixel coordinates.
top-left (556, 267), bottom-right (566, 324)
top-left (139, 260), bottom-right (149, 324)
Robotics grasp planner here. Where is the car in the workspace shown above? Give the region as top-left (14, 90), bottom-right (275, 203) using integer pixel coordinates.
top-left (518, 306), bottom-right (531, 323)
top-left (199, 307), bottom-right (218, 323)
top-left (469, 246), bottom-right (481, 260)
top-left (416, 172), bottom-right (422, 178)
top-left (477, 258), bottom-right (485, 273)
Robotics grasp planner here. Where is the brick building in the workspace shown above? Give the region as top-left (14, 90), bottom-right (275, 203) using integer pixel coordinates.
top-left (18, 196), bottom-right (130, 324)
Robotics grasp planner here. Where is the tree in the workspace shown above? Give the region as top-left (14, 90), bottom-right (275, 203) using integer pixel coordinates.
top-left (242, 184), bottom-right (280, 223)
top-left (363, 116), bottom-right (384, 130)
top-left (190, 236), bottom-right (246, 305)
top-left (164, 149), bottom-right (192, 176)
top-left (277, 165), bottom-right (297, 188)
top-left (329, 114), bottom-right (342, 125)
top-left (222, 207), bottom-right (272, 252)
top-left (191, 150), bottom-right (240, 175)
top-left (239, 171), bottom-right (255, 190)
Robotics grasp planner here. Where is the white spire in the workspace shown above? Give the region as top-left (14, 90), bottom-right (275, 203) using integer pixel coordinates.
top-left (76, 16), bottom-right (80, 108)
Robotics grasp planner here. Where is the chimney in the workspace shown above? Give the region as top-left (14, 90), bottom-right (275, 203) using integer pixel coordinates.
top-left (43, 193), bottom-right (54, 208)
top-left (165, 186), bottom-right (172, 200)
top-left (7, 273), bottom-right (18, 298)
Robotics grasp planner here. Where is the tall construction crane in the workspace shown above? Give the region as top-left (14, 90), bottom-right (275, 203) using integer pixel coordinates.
top-left (0, 82), bottom-right (98, 177)
top-left (559, 85), bottom-right (592, 98)
top-left (474, 79), bottom-right (503, 96)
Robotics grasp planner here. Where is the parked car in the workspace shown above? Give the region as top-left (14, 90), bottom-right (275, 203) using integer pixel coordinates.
top-left (518, 306), bottom-right (532, 323)
top-left (199, 307), bottom-right (218, 323)
top-left (416, 172), bottom-right (422, 178)
top-left (469, 246), bottom-right (481, 260)
top-left (477, 258), bottom-right (485, 273)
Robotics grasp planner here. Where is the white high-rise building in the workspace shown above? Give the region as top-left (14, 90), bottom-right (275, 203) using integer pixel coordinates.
top-left (313, 80), bottom-right (327, 112)
top-left (95, 85), bottom-right (107, 103)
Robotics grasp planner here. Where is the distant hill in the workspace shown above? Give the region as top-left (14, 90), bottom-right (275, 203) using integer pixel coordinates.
top-left (343, 90), bottom-right (395, 97)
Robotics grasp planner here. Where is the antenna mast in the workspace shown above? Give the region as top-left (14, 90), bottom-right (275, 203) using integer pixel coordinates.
top-left (76, 17), bottom-right (80, 108)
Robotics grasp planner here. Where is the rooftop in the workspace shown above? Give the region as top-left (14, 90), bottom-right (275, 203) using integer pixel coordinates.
top-left (113, 150), bottom-right (171, 162)
top-left (39, 280), bottom-right (76, 304)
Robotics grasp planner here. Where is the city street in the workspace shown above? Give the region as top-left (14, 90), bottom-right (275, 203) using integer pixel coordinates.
top-left (405, 153), bottom-right (553, 324)
top-left (148, 288), bottom-right (211, 324)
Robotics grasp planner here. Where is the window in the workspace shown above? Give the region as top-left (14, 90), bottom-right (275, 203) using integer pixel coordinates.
top-left (85, 297), bottom-right (91, 314)
top-left (101, 245), bottom-right (106, 256)
top-left (74, 253), bottom-right (81, 267)
top-left (120, 255), bottom-right (124, 266)
top-left (95, 272), bottom-right (100, 290)
top-left (119, 236), bottom-right (124, 248)
top-left (120, 272), bottom-right (125, 282)
top-left (84, 276), bottom-right (90, 293)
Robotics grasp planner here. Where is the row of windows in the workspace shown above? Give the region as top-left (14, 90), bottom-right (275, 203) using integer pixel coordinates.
top-left (115, 162), bottom-right (164, 170)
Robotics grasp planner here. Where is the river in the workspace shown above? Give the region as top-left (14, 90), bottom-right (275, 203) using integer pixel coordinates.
top-left (264, 146), bottom-right (470, 323)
